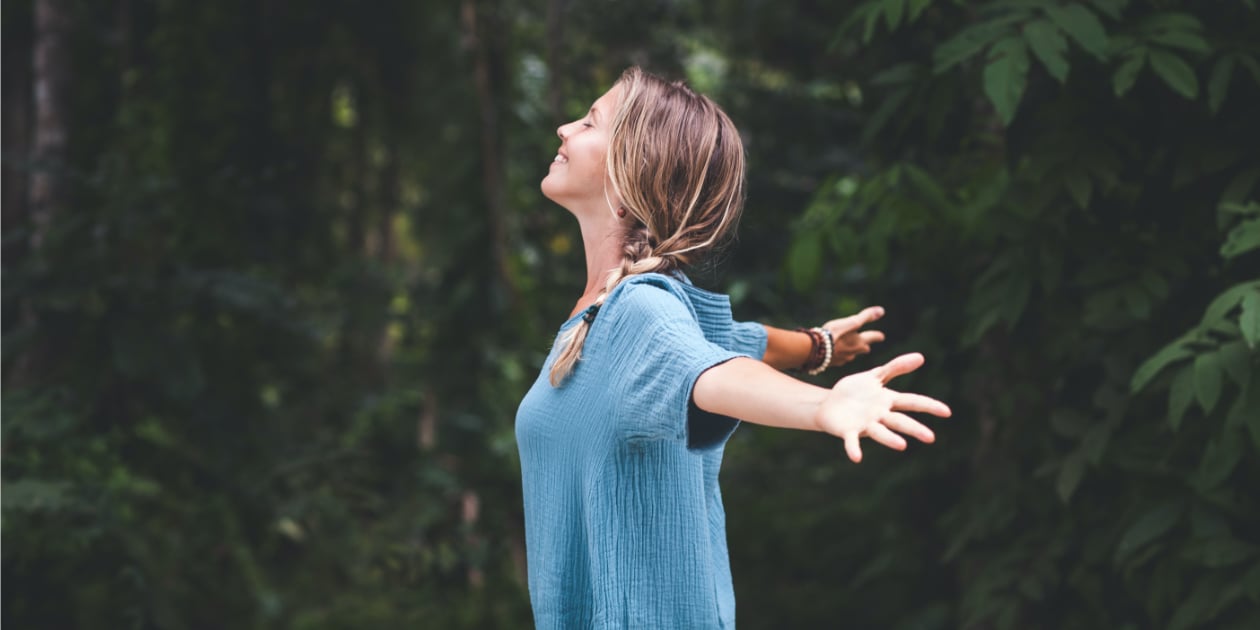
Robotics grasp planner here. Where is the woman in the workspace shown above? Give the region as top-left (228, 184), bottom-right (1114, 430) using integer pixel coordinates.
top-left (515, 67), bottom-right (951, 629)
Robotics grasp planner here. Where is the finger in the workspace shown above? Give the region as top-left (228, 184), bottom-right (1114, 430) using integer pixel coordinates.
top-left (872, 352), bottom-right (925, 383)
top-left (835, 331), bottom-right (876, 351)
top-left (882, 411), bottom-right (935, 443)
top-left (844, 433), bottom-right (863, 463)
top-left (859, 330), bottom-right (885, 346)
top-left (826, 306), bottom-right (886, 334)
top-left (866, 423), bottom-right (907, 451)
top-left (891, 392), bottom-right (952, 417)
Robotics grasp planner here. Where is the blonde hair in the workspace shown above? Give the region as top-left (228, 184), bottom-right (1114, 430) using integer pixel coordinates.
top-left (549, 67), bottom-right (746, 386)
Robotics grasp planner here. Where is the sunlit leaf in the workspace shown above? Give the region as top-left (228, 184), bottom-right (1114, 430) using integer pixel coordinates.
top-left (1241, 292), bottom-right (1260, 349)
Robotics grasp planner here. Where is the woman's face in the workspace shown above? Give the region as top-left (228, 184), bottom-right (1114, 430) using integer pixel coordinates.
top-left (541, 84), bottom-right (621, 214)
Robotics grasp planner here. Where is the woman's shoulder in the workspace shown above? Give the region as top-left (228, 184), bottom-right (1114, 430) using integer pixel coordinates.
top-left (605, 272), bottom-right (734, 328)
top-left (609, 272), bottom-right (692, 305)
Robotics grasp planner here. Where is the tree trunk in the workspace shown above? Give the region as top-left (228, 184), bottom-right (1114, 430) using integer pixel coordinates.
top-left (10, 0), bottom-right (72, 386)
top-left (29, 0), bottom-right (71, 254)
top-left (545, 0), bottom-right (567, 124)
top-left (461, 0), bottom-right (516, 309)
top-left (1, 4), bottom-right (34, 269)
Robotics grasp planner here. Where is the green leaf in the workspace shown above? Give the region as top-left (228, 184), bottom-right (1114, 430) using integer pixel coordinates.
top-left (1241, 291), bottom-right (1260, 348)
top-left (862, 4), bottom-right (883, 44)
top-left (1180, 537), bottom-right (1259, 568)
top-left (1090, 0), bottom-right (1126, 20)
top-left (1204, 281), bottom-right (1258, 323)
top-left (1131, 338), bottom-right (1193, 392)
top-left (1136, 12), bottom-right (1204, 36)
top-left (1169, 366), bottom-right (1195, 430)
top-left (1169, 576), bottom-right (1223, 630)
top-left (1220, 167), bottom-right (1259, 206)
top-left (871, 62), bottom-right (920, 85)
top-left (1238, 53), bottom-right (1260, 84)
top-left (1194, 352), bottom-right (1223, 414)
top-left (1149, 49), bottom-right (1199, 98)
top-left (1064, 171), bottom-right (1092, 208)
top-left (1056, 449), bottom-right (1087, 503)
top-left (983, 37), bottom-right (1031, 126)
top-left (1082, 424), bottom-right (1111, 464)
top-left (1221, 218), bottom-right (1260, 260)
top-left (1050, 409), bottom-right (1089, 437)
top-left (862, 86), bottom-right (911, 143)
top-left (786, 229), bottom-right (825, 292)
top-left (0, 479), bottom-right (77, 512)
top-left (908, 0), bottom-right (932, 21)
top-left (1233, 372), bottom-right (1260, 448)
top-left (1024, 20), bottom-right (1070, 83)
top-left (1147, 31), bottom-right (1210, 54)
top-left (1195, 432), bottom-right (1244, 490)
top-left (1216, 340), bottom-right (1254, 387)
top-left (1115, 500), bottom-right (1183, 561)
top-left (933, 15), bottom-right (1022, 73)
top-left (1113, 49), bottom-right (1147, 96)
top-left (884, 0), bottom-right (905, 31)
top-left (1209, 56), bottom-right (1236, 114)
top-left (1045, 4), bottom-right (1110, 60)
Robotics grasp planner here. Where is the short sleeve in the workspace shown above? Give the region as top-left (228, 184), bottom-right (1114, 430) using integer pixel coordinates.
top-left (729, 320), bottom-right (768, 359)
top-left (604, 282), bottom-right (744, 451)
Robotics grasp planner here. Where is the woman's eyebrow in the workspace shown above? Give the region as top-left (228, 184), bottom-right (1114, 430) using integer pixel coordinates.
top-left (589, 106), bottom-right (600, 122)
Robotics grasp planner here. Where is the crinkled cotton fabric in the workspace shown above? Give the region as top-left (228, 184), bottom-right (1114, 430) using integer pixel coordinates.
top-left (515, 273), bottom-right (767, 630)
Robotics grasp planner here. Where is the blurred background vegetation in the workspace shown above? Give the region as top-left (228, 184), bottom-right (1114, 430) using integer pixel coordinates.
top-left (3, 0), bottom-right (1258, 628)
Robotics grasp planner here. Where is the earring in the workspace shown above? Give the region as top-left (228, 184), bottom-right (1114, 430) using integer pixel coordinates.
top-left (616, 207), bottom-right (627, 218)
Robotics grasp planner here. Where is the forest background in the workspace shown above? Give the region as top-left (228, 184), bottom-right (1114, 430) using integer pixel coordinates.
top-left (3, 0), bottom-right (1258, 628)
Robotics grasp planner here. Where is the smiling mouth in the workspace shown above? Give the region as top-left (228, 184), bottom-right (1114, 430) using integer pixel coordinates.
top-left (553, 154), bottom-right (567, 164)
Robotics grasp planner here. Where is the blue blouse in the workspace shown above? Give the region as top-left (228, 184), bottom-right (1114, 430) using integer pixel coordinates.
top-left (515, 273), bottom-right (768, 629)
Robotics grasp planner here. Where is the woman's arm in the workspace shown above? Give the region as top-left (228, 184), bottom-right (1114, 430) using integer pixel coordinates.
top-left (693, 353), bottom-right (950, 462)
top-left (759, 306), bottom-right (888, 371)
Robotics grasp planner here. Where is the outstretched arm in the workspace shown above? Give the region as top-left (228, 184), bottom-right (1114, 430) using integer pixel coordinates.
top-left (693, 352), bottom-right (951, 462)
top-left (759, 306), bottom-right (888, 371)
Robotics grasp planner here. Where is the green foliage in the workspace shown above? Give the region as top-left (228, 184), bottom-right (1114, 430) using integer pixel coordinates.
top-left (775, 0), bottom-right (1260, 627)
top-left (4, 0), bottom-right (1260, 628)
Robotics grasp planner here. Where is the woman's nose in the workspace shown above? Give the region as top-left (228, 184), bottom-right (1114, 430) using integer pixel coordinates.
top-left (556, 124), bottom-right (567, 140)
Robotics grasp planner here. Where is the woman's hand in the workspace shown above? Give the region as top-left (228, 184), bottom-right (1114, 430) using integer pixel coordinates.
top-left (814, 352), bottom-right (951, 463)
top-left (821, 306), bottom-right (886, 368)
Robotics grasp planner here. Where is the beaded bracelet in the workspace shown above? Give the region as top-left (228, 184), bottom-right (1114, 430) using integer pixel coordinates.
top-left (806, 326), bottom-right (834, 375)
top-left (795, 327), bottom-right (834, 374)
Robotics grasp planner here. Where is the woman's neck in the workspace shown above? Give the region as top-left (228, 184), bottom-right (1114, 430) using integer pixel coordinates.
top-left (572, 213), bottom-right (624, 313)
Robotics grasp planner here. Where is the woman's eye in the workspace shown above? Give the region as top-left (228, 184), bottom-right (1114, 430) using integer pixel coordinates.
top-left (582, 121), bottom-right (594, 128)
